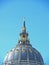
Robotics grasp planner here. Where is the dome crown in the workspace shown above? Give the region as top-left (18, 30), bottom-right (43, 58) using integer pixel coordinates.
top-left (18, 19), bottom-right (30, 44)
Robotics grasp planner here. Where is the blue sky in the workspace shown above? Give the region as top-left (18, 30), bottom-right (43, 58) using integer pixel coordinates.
top-left (0, 0), bottom-right (49, 65)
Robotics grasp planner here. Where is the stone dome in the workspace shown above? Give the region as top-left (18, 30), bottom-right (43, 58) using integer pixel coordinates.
top-left (3, 20), bottom-right (44, 65)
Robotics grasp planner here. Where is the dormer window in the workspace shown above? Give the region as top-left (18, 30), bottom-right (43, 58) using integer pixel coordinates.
top-left (23, 35), bottom-right (25, 38)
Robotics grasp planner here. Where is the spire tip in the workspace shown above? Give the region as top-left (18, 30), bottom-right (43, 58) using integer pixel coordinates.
top-left (23, 17), bottom-right (26, 27)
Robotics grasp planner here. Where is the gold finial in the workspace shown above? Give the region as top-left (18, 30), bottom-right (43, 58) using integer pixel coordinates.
top-left (23, 17), bottom-right (26, 22)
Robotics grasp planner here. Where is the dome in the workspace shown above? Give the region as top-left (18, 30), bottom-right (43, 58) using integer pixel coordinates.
top-left (3, 20), bottom-right (44, 65)
top-left (4, 44), bottom-right (44, 65)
